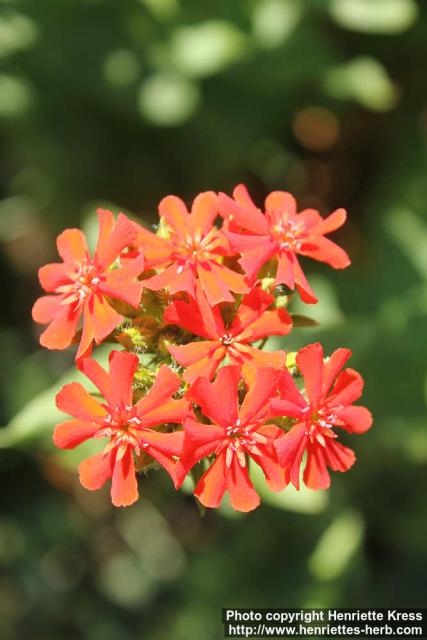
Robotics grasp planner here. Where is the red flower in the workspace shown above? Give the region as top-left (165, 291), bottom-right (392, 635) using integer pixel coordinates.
top-left (218, 184), bottom-right (350, 304)
top-left (165, 284), bottom-right (292, 385)
top-left (176, 366), bottom-right (286, 512)
top-left (137, 191), bottom-right (249, 306)
top-left (54, 351), bottom-right (188, 507)
top-left (32, 210), bottom-right (144, 359)
top-left (271, 342), bottom-right (372, 490)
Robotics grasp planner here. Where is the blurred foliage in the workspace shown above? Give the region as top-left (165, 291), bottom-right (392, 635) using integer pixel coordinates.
top-left (0, 0), bottom-right (427, 638)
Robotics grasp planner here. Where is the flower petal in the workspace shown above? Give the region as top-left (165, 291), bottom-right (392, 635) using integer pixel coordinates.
top-left (328, 368), bottom-right (365, 406)
top-left (108, 350), bottom-right (139, 409)
top-left (136, 226), bottom-right (171, 266)
top-left (299, 236), bottom-right (350, 269)
top-left (32, 295), bottom-right (62, 324)
top-left (218, 185), bottom-right (268, 234)
top-left (321, 348), bottom-right (352, 400)
top-left (89, 294), bottom-right (123, 345)
top-left (238, 348), bottom-right (286, 387)
top-left (178, 416), bottom-right (224, 481)
top-left (94, 208), bottom-right (114, 255)
top-left (111, 447), bottom-right (139, 507)
top-left (38, 263), bottom-right (70, 292)
top-left (277, 366), bottom-right (307, 410)
top-left (231, 287), bottom-right (275, 333)
top-left (297, 208), bottom-right (323, 229)
top-left (303, 443), bottom-right (331, 490)
top-left (226, 455), bottom-right (260, 512)
top-left (142, 430), bottom-right (184, 486)
top-left (275, 252), bottom-right (295, 290)
top-left (313, 208), bottom-right (347, 235)
top-left (57, 229), bottom-right (88, 265)
top-left (225, 230), bottom-right (273, 252)
top-left (169, 342), bottom-right (225, 384)
top-left (99, 254), bottom-right (144, 308)
top-left (139, 399), bottom-right (189, 427)
top-left (323, 439), bottom-right (356, 472)
top-left (186, 365), bottom-right (240, 427)
top-left (250, 425), bottom-right (287, 492)
top-left (39, 305), bottom-right (80, 351)
top-left (197, 261), bottom-right (232, 305)
top-left (292, 255), bottom-right (318, 304)
top-left (168, 341), bottom-right (220, 366)
top-left (159, 195), bottom-right (190, 236)
top-left (239, 366), bottom-right (281, 424)
top-left (95, 212), bottom-right (138, 268)
top-left (53, 419), bottom-right (100, 449)
top-left (164, 300), bottom-right (208, 338)
top-left (56, 382), bottom-right (107, 421)
top-left (197, 261), bottom-right (249, 306)
top-left (195, 281), bottom-right (226, 336)
top-left (164, 284), bottom-right (223, 339)
top-left (143, 263), bottom-right (196, 299)
top-left (190, 191), bottom-right (218, 236)
top-left (296, 342), bottom-right (324, 407)
top-left (270, 397), bottom-right (306, 420)
top-left (77, 357), bottom-right (113, 405)
top-left (141, 429), bottom-right (184, 458)
top-left (194, 453), bottom-right (227, 509)
top-left (77, 300), bottom-right (95, 359)
top-left (235, 305), bottom-right (292, 343)
top-left (335, 405), bottom-right (372, 434)
top-left (135, 365), bottom-right (182, 417)
top-left (274, 422), bottom-right (307, 489)
top-left (265, 191), bottom-right (297, 217)
top-left (236, 241), bottom-right (276, 284)
top-left (79, 451), bottom-right (114, 490)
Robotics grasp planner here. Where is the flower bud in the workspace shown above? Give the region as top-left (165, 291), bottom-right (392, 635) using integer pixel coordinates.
top-left (260, 277), bottom-right (275, 293)
top-left (286, 351), bottom-right (299, 376)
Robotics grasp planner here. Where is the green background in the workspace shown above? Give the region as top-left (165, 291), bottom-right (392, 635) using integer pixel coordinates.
top-left (0, 1), bottom-right (426, 638)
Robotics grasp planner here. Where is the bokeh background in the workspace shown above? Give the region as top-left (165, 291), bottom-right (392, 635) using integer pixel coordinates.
top-left (1, 0), bottom-right (427, 638)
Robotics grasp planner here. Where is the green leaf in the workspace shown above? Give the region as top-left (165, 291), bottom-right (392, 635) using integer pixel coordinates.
top-left (170, 21), bottom-right (248, 79)
top-left (252, 0), bottom-right (302, 49)
top-left (291, 314), bottom-right (320, 328)
top-left (329, 0), bottom-right (418, 35)
top-left (324, 57), bottom-right (398, 112)
top-left (0, 349), bottom-right (109, 449)
top-left (309, 510), bottom-right (364, 580)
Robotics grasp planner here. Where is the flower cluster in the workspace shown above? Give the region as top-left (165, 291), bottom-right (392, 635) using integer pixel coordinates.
top-left (33, 185), bottom-right (372, 511)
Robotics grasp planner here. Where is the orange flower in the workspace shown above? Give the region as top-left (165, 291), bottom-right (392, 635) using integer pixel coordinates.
top-left (176, 366), bottom-right (286, 512)
top-left (138, 191), bottom-right (249, 305)
top-left (165, 284), bottom-right (291, 385)
top-left (54, 351), bottom-right (189, 507)
top-left (271, 343), bottom-right (372, 490)
top-left (219, 184), bottom-right (350, 303)
top-left (32, 210), bottom-right (144, 358)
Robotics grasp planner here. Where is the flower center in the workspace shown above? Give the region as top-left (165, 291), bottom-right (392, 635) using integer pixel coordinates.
top-left (171, 228), bottom-right (223, 272)
top-left (272, 218), bottom-right (304, 251)
top-left (95, 407), bottom-right (145, 457)
top-left (221, 333), bottom-right (234, 346)
top-left (304, 405), bottom-right (338, 446)
top-left (219, 420), bottom-right (268, 468)
top-left (57, 259), bottom-right (102, 308)
top-left (73, 261), bottom-right (101, 296)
